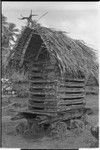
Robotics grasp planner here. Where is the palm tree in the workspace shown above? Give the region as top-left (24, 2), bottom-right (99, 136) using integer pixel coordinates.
top-left (7, 23), bottom-right (19, 45)
top-left (2, 15), bottom-right (19, 49)
top-left (2, 14), bottom-right (19, 77)
top-left (2, 15), bottom-right (9, 49)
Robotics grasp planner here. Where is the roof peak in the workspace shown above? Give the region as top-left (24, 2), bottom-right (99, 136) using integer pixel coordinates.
top-left (18, 10), bottom-right (48, 28)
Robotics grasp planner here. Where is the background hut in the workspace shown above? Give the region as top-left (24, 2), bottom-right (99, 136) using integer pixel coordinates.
top-left (7, 20), bottom-right (98, 123)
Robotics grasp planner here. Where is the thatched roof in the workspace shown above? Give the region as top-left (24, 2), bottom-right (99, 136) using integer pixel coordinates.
top-left (8, 21), bottom-right (98, 79)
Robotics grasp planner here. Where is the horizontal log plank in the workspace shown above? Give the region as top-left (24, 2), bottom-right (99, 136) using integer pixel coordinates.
top-left (29, 71), bottom-right (55, 77)
top-left (58, 103), bottom-right (85, 108)
top-left (29, 80), bottom-right (56, 83)
top-left (29, 98), bottom-right (57, 102)
top-left (29, 91), bottom-right (55, 95)
top-left (29, 88), bottom-right (55, 92)
top-left (13, 81), bottom-right (28, 84)
top-left (59, 93), bottom-right (85, 99)
top-left (65, 79), bottom-right (85, 83)
top-left (29, 101), bottom-right (57, 106)
top-left (30, 93), bottom-right (55, 97)
top-left (30, 91), bottom-right (45, 95)
top-left (28, 103), bottom-right (56, 108)
top-left (30, 83), bottom-right (55, 87)
top-left (60, 82), bottom-right (85, 87)
top-left (30, 85), bottom-right (85, 90)
top-left (58, 103), bottom-right (85, 107)
top-left (30, 94), bottom-right (45, 98)
top-left (59, 91), bottom-right (85, 94)
top-left (30, 94), bottom-right (55, 99)
top-left (29, 88), bottom-right (44, 92)
top-left (29, 101), bottom-right (56, 105)
top-left (29, 98), bottom-right (45, 102)
top-left (30, 83), bottom-right (55, 89)
top-left (58, 99), bottom-right (85, 105)
top-left (30, 70), bottom-right (42, 73)
top-left (58, 87), bottom-right (85, 93)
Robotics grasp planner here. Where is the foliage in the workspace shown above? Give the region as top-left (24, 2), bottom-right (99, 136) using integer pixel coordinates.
top-left (2, 78), bottom-right (15, 95)
top-left (10, 71), bottom-right (28, 82)
top-left (2, 14), bottom-right (19, 49)
top-left (2, 14), bottom-right (19, 77)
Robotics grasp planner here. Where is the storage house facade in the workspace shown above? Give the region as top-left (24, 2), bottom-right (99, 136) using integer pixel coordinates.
top-left (9, 21), bottom-right (98, 120)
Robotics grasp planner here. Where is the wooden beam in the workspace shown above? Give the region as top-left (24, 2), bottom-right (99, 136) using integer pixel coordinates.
top-left (29, 98), bottom-right (57, 102)
top-left (58, 88), bottom-right (85, 93)
top-left (58, 98), bottom-right (85, 105)
top-left (65, 78), bottom-right (85, 82)
top-left (59, 93), bottom-right (85, 99)
top-left (29, 80), bottom-right (55, 84)
top-left (60, 84), bottom-right (85, 88)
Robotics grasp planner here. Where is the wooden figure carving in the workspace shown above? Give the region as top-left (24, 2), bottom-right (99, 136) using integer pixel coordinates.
top-left (19, 10), bottom-right (38, 27)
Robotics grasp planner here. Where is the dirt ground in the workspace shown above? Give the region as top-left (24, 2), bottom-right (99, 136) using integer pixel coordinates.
top-left (2, 94), bottom-right (99, 149)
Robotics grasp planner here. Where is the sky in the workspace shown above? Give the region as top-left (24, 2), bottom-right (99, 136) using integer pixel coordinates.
top-left (2, 2), bottom-right (100, 51)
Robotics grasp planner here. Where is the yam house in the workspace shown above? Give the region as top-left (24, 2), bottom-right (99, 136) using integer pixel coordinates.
top-left (8, 21), bottom-right (98, 119)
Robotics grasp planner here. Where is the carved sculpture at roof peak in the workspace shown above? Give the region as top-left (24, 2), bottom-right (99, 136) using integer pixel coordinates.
top-left (19, 10), bottom-right (38, 27)
top-left (19, 10), bottom-right (48, 28)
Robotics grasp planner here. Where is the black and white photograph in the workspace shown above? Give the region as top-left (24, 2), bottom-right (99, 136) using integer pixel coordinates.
top-left (1, 2), bottom-right (99, 149)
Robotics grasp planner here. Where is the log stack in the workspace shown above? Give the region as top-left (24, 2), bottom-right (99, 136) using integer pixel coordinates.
top-left (28, 60), bottom-right (86, 118)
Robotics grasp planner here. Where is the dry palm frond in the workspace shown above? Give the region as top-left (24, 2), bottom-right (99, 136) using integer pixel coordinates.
top-left (7, 22), bottom-right (98, 79)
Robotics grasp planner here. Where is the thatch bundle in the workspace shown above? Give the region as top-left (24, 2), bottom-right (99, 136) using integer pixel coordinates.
top-left (7, 21), bottom-right (98, 79)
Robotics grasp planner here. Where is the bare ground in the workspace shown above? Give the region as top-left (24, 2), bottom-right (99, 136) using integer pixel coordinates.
top-left (2, 94), bottom-right (99, 149)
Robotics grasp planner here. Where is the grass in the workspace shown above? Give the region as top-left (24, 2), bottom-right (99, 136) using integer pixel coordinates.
top-left (2, 93), bottom-right (99, 148)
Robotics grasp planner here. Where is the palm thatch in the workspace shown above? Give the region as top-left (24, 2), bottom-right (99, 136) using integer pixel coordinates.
top-left (7, 21), bottom-right (98, 79)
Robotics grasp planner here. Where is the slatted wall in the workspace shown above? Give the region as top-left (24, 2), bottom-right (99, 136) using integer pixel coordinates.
top-left (28, 61), bottom-right (58, 116)
top-left (28, 61), bottom-right (86, 116)
top-left (57, 78), bottom-right (86, 112)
